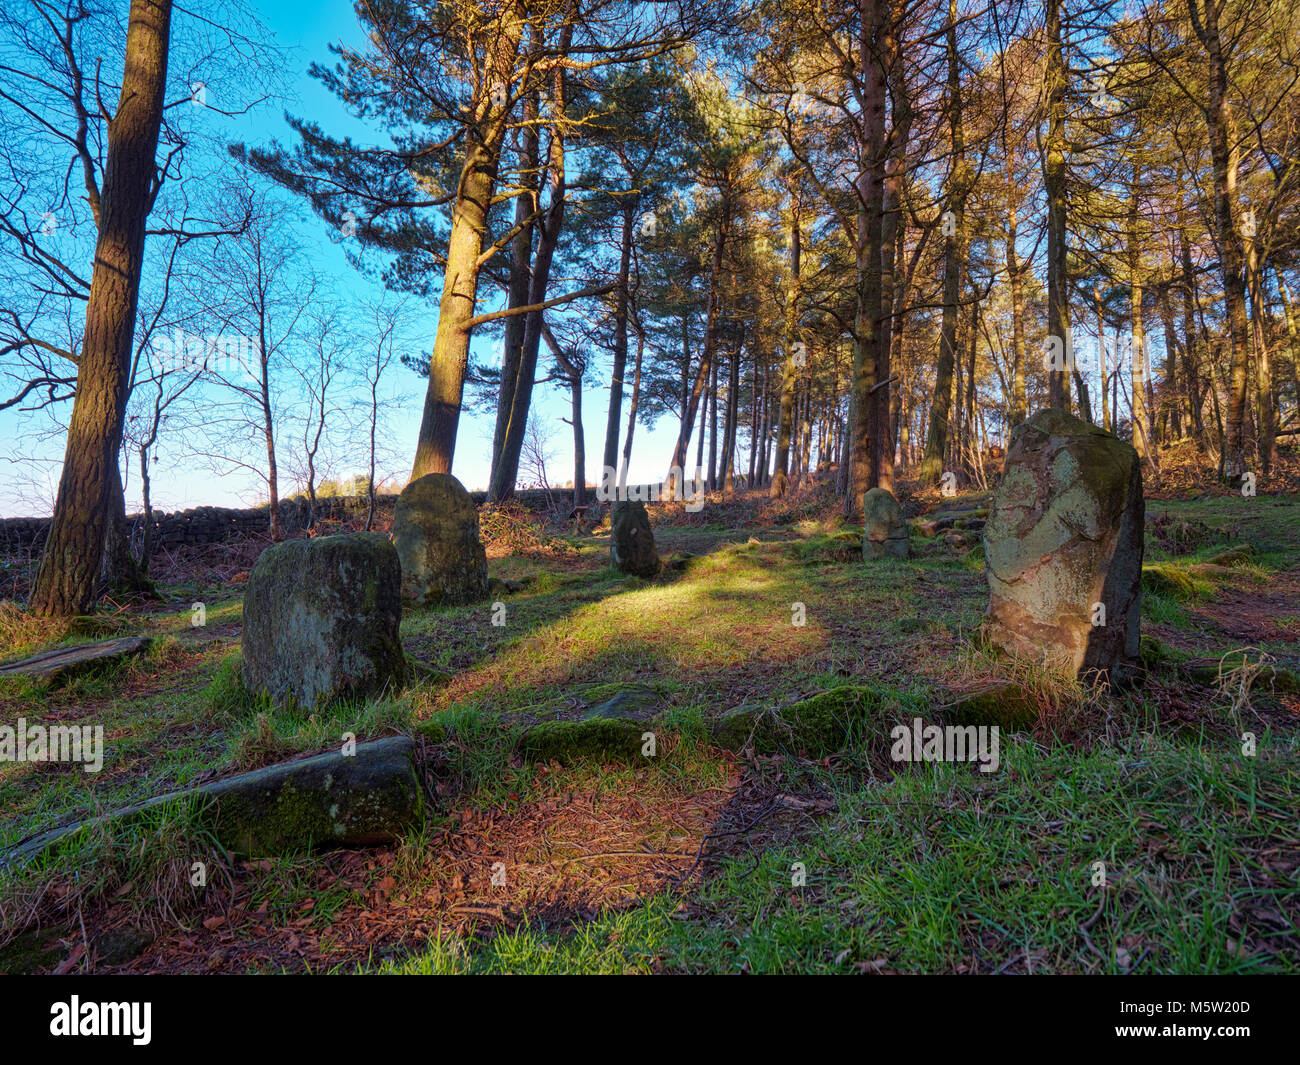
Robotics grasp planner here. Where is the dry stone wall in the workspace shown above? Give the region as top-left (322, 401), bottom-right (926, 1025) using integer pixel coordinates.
top-left (0, 487), bottom-right (581, 555)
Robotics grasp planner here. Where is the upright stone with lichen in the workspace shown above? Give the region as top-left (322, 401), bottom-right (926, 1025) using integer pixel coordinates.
top-left (391, 473), bottom-right (488, 605)
top-left (982, 408), bottom-right (1143, 683)
top-left (611, 500), bottom-right (661, 577)
top-left (862, 487), bottom-right (909, 559)
top-left (241, 533), bottom-right (406, 708)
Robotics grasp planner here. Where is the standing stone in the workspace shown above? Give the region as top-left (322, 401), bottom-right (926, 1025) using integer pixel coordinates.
top-left (863, 487), bottom-right (909, 559)
top-left (241, 533), bottom-right (405, 708)
top-left (611, 500), bottom-right (661, 577)
top-left (982, 408), bottom-right (1143, 683)
top-left (391, 473), bottom-right (488, 606)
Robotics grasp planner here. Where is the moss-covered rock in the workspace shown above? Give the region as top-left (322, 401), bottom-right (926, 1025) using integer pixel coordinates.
top-left (581, 689), bottom-right (664, 722)
top-left (943, 683), bottom-right (1040, 730)
top-left (486, 577), bottom-right (524, 597)
top-left (93, 924), bottom-right (155, 966)
top-left (982, 408), bottom-right (1143, 684)
top-left (710, 685), bottom-right (917, 756)
top-left (1142, 563), bottom-right (1197, 600)
top-left (406, 655), bottom-right (453, 687)
top-left (241, 533), bottom-right (405, 709)
top-left (863, 488), bottom-right (909, 560)
top-left (0, 927), bottom-right (67, 974)
top-left (392, 473), bottom-right (489, 606)
top-left (4, 737), bottom-right (424, 866)
top-left (611, 500), bottom-right (661, 577)
top-left (520, 717), bottom-right (651, 765)
top-left (1139, 634), bottom-right (1164, 670)
top-left (1180, 654), bottom-right (1300, 694)
top-left (1205, 544), bottom-right (1256, 567)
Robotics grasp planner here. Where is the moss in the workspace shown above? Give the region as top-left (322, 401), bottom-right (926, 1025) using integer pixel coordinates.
top-left (1142, 563), bottom-right (1197, 600)
top-left (0, 928), bottom-right (67, 974)
top-left (1139, 634), bottom-right (1164, 670)
top-left (1181, 654), bottom-right (1300, 694)
top-left (520, 718), bottom-right (650, 765)
top-left (94, 924), bottom-right (155, 966)
top-left (711, 684), bottom-right (918, 756)
top-left (1205, 544), bottom-right (1256, 567)
top-left (944, 683), bottom-right (1039, 730)
top-left (406, 655), bottom-right (454, 687)
top-left (413, 718), bottom-right (449, 744)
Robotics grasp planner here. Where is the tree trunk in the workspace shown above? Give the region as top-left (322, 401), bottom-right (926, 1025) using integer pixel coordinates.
top-left (619, 328), bottom-right (645, 488)
top-left (771, 192), bottom-right (801, 497)
top-left (1129, 198), bottom-right (1156, 476)
top-left (922, 0), bottom-right (968, 482)
top-left (848, 0), bottom-right (888, 510)
top-left (1043, 0), bottom-right (1071, 412)
top-left (490, 57), bottom-right (570, 503)
top-left (665, 197), bottom-right (730, 498)
top-left (490, 101), bottom-right (539, 486)
top-left (601, 204), bottom-right (636, 474)
top-left (30, 0), bottom-right (174, 616)
top-left (1180, 232), bottom-right (1206, 441)
top-left (1191, 0), bottom-right (1249, 478)
top-left (411, 10), bottom-right (522, 481)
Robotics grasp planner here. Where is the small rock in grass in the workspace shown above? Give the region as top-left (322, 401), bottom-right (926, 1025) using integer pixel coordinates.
top-left (710, 685), bottom-right (915, 756)
top-left (1141, 564), bottom-right (1197, 601)
top-left (943, 683), bottom-right (1039, 730)
top-left (1205, 545), bottom-right (1256, 567)
top-left (93, 924), bottom-right (155, 966)
top-left (520, 718), bottom-right (651, 765)
top-left (581, 690), bottom-right (664, 722)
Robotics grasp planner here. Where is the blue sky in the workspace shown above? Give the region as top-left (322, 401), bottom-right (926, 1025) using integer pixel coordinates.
top-left (0, 0), bottom-right (682, 517)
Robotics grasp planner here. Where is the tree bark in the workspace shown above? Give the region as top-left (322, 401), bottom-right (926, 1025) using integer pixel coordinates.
top-left (31, 0), bottom-right (174, 616)
top-left (922, 0), bottom-right (968, 482)
top-left (411, 9), bottom-right (523, 481)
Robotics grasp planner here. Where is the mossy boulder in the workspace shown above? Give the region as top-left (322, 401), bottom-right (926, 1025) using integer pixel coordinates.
top-left (1205, 544), bottom-right (1256, 567)
top-left (863, 488), bottom-right (909, 560)
top-left (392, 473), bottom-right (489, 606)
top-left (241, 533), bottom-right (405, 709)
top-left (982, 408), bottom-right (1144, 684)
top-left (710, 685), bottom-right (916, 756)
top-left (520, 718), bottom-right (652, 765)
top-left (943, 683), bottom-right (1040, 730)
top-left (1180, 654), bottom-right (1300, 694)
top-left (611, 500), bottom-right (661, 577)
top-left (1139, 634), bottom-right (1164, 670)
top-left (1142, 563), bottom-right (1197, 600)
top-left (3, 738), bottom-right (424, 866)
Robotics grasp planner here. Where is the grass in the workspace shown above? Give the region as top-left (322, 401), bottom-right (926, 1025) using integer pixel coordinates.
top-left (379, 727), bottom-right (1299, 975)
top-left (1, 489), bottom-right (1297, 973)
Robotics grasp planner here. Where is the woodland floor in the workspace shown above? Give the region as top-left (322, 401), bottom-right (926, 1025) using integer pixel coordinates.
top-left (1, 451), bottom-right (1298, 974)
